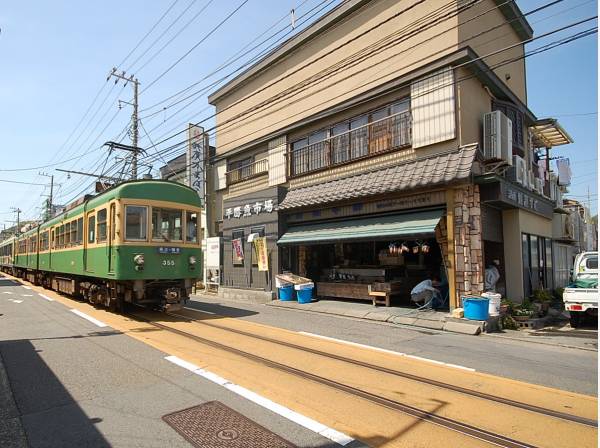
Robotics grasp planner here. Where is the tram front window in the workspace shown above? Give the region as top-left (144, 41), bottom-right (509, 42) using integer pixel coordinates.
top-left (152, 208), bottom-right (182, 242)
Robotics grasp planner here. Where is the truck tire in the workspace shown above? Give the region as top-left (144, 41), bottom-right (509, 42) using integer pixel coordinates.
top-left (569, 311), bottom-right (582, 328)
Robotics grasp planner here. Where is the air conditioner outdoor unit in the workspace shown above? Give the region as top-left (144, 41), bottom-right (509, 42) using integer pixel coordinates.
top-left (483, 110), bottom-right (513, 165)
top-left (513, 155), bottom-right (526, 184)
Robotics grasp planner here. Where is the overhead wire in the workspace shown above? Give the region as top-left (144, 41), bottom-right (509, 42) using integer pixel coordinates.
top-left (139, 0), bottom-right (250, 95)
top-left (141, 21), bottom-right (597, 174)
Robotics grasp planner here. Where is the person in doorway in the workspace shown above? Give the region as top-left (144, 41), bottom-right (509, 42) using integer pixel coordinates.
top-left (484, 259), bottom-right (501, 292)
top-left (410, 274), bottom-right (442, 308)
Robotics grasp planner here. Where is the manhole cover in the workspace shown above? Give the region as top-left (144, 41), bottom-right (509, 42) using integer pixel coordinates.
top-left (163, 401), bottom-right (296, 448)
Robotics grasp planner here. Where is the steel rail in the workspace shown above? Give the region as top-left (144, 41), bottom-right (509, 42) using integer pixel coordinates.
top-left (128, 311), bottom-right (539, 448)
top-left (169, 309), bottom-right (597, 428)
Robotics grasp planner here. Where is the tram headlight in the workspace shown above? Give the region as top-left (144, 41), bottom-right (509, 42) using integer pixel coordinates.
top-left (133, 254), bottom-right (145, 266)
top-left (188, 255), bottom-right (197, 265)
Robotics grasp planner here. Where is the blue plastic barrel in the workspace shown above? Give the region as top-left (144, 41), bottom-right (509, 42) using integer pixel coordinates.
top-left (296, 287), bottom-right (313, 304)
top-left (463, 297), bottom-right (490, 320)
top-left (278, 285), bottom-right (295, 301)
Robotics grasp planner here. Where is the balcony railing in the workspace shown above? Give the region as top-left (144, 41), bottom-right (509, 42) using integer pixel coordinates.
top-left (289, 111), bottom-right (411, 177)
top-left (226, 158), bottom-right (268, 185)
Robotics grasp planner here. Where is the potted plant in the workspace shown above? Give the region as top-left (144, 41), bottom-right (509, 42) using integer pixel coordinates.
top-left (531, 289), bottom-right (553, 315)
top-left (513, 298), bottom-right (535, 322)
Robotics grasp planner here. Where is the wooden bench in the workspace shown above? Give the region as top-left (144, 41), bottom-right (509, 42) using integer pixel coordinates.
top-left (368, 285), bottom-right (390, 307)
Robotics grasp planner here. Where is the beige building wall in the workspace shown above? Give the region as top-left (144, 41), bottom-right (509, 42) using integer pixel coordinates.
top-left (458, 0), bottom-right (527, 103)
top-left (214, 0), bottom-right (460, 154)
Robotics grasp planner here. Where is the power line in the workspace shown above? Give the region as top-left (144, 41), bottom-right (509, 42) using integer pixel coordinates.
top-left (139, 0), bottom-right (250, 95)
top-left (133, 0), bottom-right (216, 75)
top-left (124, 0), bottom-right (199, 74)
top-left (139, 0), bottom-right (338, 115)
top-left (142, 24), bottom-right (598, 173)
top-left (116, 0), bottom-right (181, 70)
top-left (143, 1), bottom-right (578, 160)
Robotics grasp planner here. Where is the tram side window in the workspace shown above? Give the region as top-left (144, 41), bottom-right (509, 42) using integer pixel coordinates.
top-left (152, 208), bottom-right (182, 242)
top-left (70, 221), bottom-right (77, 246)
top-left (65, 222), bottom-right (72, 246)
top-left (51, 230), bottom-right (55, 249)
top-left (97, 209), bottom-right (107, 242)
top-left (88, 216), bottom-right (96, 244)
top-left (77, 218), bottom-right (83, 244)
top-left (185, 211), bottom-right (198, 243)
top-left (59, 225), bottom-right (65, 248)
top-left (125, 206), bottom-right (147, 241)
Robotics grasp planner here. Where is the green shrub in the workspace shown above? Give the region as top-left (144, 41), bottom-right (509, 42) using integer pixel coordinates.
top-left (531, 289), bottom-right (553, 303)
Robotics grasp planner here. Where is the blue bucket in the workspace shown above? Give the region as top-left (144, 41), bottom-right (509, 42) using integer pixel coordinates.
top-left (278, 285), bottom-right (295, 301)
top-left (463, 297), bottom-right (490, 320)
top-left (296, 287), bottom-right (313, 304)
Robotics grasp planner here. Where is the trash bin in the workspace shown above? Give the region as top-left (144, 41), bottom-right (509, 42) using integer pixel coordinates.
top-left (462, 297), bottom-right (490, 320)
top-left (295, 282), bottom-right (314, 304)
top-left (482, 292), bottom-right (502, 316)
top-left (278, 284), bottom-right (295, 301)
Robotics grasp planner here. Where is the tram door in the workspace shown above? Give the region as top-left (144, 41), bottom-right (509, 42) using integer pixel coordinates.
top-left (108, 203), bottom-right (116, 273)
top-left (84, 211), bottom-right (95, 273)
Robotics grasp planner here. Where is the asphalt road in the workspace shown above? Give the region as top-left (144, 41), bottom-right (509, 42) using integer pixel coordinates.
top-left (187, 295), bottom-right (598, 396)
top-left (0, 276), bottom-right (345, 448)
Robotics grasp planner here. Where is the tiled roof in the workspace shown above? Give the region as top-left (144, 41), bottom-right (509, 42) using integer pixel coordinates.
top-left (279, 144), bottom-right (478, 210)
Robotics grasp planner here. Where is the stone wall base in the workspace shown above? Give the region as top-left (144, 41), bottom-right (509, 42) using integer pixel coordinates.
top-left (218, 287), bottom-right (274, 304)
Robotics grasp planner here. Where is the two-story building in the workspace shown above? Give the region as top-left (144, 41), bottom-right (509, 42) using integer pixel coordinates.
top-left (207, 0), bottom-right (572, 306)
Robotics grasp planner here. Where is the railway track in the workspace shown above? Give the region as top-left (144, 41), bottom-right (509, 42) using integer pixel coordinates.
top-left (167, 308), bottom-right (597, 428)
top-left (128, 309), bottom-right (582, 448)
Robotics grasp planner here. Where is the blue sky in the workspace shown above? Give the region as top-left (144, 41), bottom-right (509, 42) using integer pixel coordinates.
top-left (0, 0), bottom-right (597, 228)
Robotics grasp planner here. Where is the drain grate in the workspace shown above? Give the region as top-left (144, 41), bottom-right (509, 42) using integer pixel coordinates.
top-left (163, 401), bottom-right (296, 448)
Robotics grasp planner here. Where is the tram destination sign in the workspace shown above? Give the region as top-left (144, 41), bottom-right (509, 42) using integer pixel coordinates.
top-left (157, 247), bottom-right (182, 255)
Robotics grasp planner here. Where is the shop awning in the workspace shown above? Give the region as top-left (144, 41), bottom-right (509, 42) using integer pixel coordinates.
top-left (278, 209), bottom-right (444, 245)
top-left (530, 118), bottom-right (573, 148)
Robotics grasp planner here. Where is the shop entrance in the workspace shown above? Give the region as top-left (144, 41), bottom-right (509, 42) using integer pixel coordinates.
top-left (279, 209), bottom-right (448, 309)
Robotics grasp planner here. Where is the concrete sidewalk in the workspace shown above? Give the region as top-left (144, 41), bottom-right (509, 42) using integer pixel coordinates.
top-left (270, 298), bottom-right (486, 335)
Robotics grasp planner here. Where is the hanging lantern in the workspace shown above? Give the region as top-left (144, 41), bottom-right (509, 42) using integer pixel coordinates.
top-left (421, 243), bottom-right (430, 254)
top-left (388, 243), bottom-right (396, 255)
top-left (400, 243), bottom-right (409, 253)
top-left (412, 245), bottom-right (420, 254)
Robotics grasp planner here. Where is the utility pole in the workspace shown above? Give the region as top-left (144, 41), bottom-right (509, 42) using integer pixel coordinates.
top-left (39, 172), bottom-right (54, 220)
top-left (108, 68), bottom-right (140, 179)
top-left (10, 207), bottom-right (21, 236)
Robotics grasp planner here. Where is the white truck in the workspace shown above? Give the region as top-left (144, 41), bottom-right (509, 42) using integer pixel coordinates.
top-left (563, 251), bottom-right (598, 328)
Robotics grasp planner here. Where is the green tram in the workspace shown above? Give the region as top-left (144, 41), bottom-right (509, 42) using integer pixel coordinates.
top-left (0, 180), bottom-right (202, 311)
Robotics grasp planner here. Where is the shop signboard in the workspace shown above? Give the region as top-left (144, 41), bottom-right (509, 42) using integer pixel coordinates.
top-left (187, 124), bottom-right (206, 205)
top-left (254, 236), bottom-right (269, 271)
top-left (232, 238), bottom-right (244, 262)
top-left (206, 237), bottom-right (221, 268)
top-left (224, 199), bottom-right (275, 220)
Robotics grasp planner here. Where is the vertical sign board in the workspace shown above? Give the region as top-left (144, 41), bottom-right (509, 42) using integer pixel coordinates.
top-left (187, 124), bottom-right (206, 205)
top-left (254, 236), bottom-right (269, 272)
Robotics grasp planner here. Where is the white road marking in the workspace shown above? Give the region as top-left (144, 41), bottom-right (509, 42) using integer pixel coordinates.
top-left (164, 355), bottom-right (354, 446)
top-left (38, 294), bottom-right (54, 302)
top-left (183, 307), bottom-right (216, 315)
top-left (8, 299), bottom-right (23, 303)
top-left (3, 291), bottom-right (14, 295)
top-left (299, 331), bottom-right (476, 372)
top-left (21, 286), bottom-right (31, 290)
top-left (70, 309), bottom-right (108, 328)
top-left (22, 294), bottom-right (33, 297)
